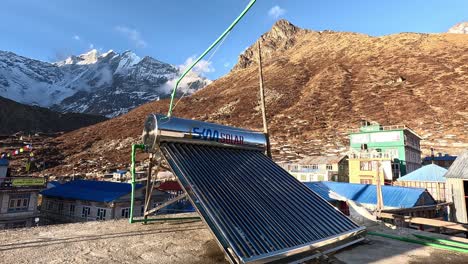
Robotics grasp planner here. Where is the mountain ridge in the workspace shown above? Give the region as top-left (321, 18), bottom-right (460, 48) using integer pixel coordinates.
top-left (35, 19), bottom-right (468, 176)
top-left (0, 96), bottom-right (107, 134)
top-left (0, 49), bottom-right (210, 117)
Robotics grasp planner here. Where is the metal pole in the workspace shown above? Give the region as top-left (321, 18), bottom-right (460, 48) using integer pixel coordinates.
top-left (375, 160), bottom-right (383, 216)
top-left (167, 0), bottom-right (257, 117)
top-left (143, 154), bottom-right (153, 224)
top-left (130, 144), bottom-right (145, 224)
top-left (257, 41), bottom-right (272, 158)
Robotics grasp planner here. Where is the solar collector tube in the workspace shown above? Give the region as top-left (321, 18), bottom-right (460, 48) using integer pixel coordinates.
top-left (162, 144), bottom-right (258, 257)
top-left (241, 150), bottom-right (358, 234)
top-left (168, 143), bottom-right (276, 255)
top-left (208, 146), bottom-right (322, 243)
top-left (192, 145), bottom-right (298, 249)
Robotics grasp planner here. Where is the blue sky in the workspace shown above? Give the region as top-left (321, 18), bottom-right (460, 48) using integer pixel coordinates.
top-left (0, 0), bottom-right (466, 79)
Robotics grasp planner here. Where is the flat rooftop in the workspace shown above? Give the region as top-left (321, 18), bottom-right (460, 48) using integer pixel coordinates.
top-left (0, 214), bottom-right (466, 264)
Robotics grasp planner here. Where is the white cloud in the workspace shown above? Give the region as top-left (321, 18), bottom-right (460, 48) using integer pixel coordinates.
top-left (159, 56), bottom-right (214, 95)
top-left (268, 5), bottom-right (286, 19)
top-left (115, 26), bottom-right (147, 48)
top-left (89, 43), bottom-right (94, 49)
top-left (180, 56), bottom-right (215, 75)
top-left (73, 35), bottom-right (80, 41)
top-left (223, 62), bottom-right (231, 68)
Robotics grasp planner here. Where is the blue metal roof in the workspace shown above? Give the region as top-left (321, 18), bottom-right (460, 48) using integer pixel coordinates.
top-left (397, 164), bottom-right (447, 182)
top-left (423, 155), bottom-right (457, 162)
top-left (303, 182), bottom-right (337, 202)
top-left (0, 158), bottom-right (9, 166)
top-left (41, 180), bottom-right (143, 202)
top-left (304, 181), bottom-right (435, 208)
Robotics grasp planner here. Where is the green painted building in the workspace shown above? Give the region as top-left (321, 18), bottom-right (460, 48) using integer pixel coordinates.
top-left (349, 121), bottom-right (422, 177)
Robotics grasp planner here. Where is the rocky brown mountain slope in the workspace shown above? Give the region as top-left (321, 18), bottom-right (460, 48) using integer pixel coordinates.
top-left (39, 19), bottom-right (468, 176)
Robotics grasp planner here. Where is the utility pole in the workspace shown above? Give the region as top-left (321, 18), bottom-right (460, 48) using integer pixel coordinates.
top-left (257, 41), bottom-right (272, 158)
top-left (375, 160), bottom-right (384, 217)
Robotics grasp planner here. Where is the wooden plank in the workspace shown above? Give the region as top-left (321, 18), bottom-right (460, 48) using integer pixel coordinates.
top-left (380, 212), bottom-right (468, 232)
top-left (382, 202), bottom-right (452, 214)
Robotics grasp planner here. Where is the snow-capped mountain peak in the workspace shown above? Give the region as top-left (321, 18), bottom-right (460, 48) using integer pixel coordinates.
top-left (448, 22), bottom-right (468, 34)
top-left (100, 49), bottom-right (116, 58)
top-left (76, 49), bottom-right (99, 64)
top-left (0, 50), bottom-right (210, 117)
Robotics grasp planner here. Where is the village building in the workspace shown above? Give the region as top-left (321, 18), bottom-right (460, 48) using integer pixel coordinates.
top-left (348, 120), bottom-right (422, 177)
top-left (444, 151), bottom-right (468, 224)
top-left (394, 164), bottom-right (447, 202)
top-left (0, 158), bottom-right (46, 229)
top-left (305, 181), bottom-right (438, 222)
top-left (348, 150), bottom-right (396, 184)
top-left (40, 180), bottom-right (169, 224)
top-left (422, 153), bottom-right (457, 169)
top-left (279, 155), bottom-right (349, 182)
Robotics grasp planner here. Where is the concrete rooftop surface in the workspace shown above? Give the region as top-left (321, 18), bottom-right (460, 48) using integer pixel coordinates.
top-left (0, 215), bottom-right (467, 264)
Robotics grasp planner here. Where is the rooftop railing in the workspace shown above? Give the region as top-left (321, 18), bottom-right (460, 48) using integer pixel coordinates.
top-left (348, 152), bottom-right (394, 159)
top-left (348, 124), bottom-right (408, 134)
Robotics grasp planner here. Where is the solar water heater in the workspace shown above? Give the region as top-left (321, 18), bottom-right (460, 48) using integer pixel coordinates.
top-left (141, 114), bottom-right (365, 264)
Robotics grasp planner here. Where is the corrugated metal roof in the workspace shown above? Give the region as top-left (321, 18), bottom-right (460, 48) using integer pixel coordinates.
top-left (298, 155), bottom-right (346, 165)
top-left (304, 181), bottom-right (435, 208)
top-left (302, 182), bottom-right (337, 202)
top-left (161, 143), bottom-right (364, 263)
top-left (41, 180), bottom-right (143, 202)
top-left (444, 151), bottom-right (468, 179)
top-left (397, 164), bottom-right (447, 182)
top-left (423, 155), bottom-right (457, 162)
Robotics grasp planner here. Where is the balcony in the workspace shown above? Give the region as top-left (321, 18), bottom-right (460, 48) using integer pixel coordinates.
top-left (0, 177), bottom-right (46, 189)
top-left (349, 152), bottom-right (394, 160)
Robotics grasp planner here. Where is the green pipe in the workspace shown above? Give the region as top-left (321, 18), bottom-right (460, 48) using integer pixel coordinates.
top-left (413, 234), bottom-right (468, 249)
top-left (130, 144), bottom-right (145, 224)
top-left (167, 0), bottom-right (257, 117)
top-left (131, 217), bottom-right (201, 223)
top-left (368, 231), bottom-right (468, 253)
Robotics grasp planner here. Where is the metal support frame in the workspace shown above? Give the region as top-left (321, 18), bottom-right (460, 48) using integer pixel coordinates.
top-left (129, 144), bottom-right (200, 224)
top-left (145, 193), bottom-right (188, 216)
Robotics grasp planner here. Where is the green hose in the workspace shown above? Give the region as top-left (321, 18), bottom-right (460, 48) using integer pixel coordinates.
top-left (368, 231), bottom-right (468, 253)
top-left (413, 234), bottom-right (468, 249)
top-left (167, 0), bottom-right (257, 117)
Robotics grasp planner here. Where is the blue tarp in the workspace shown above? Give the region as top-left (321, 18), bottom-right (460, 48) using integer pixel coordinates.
top-left (304, 181), bottom-right (436, 208)
top-left (397, 164), bottom-right (447, 182)
top-left (0, 158), bottom-right (9, 166)
top-left (41, 180), bottom-right (143, 202)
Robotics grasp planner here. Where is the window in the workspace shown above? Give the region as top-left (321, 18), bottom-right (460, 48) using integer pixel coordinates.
top-left (8, 194), bottom-right (30, 212)
top-left (121, 208), bottom-right (130, 218)
top-left (300, 175), bottom-right (308, 181)
top-left (326, 164), bottom-right (333, 170)
top-left (360, 179), bottom-right (372, 184)
top-left (360, 161), bottom-right (373, 171)
top-left (97, 208), bottom-right (107, 220)
top-left (69, 204), bottom-right (75, 216)
top-left (311, 164), bottom-right (318, 170)
top-left (81, 206), bottom-right (91, 218)
top-left (58, 203), bottom-right (64, 214)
